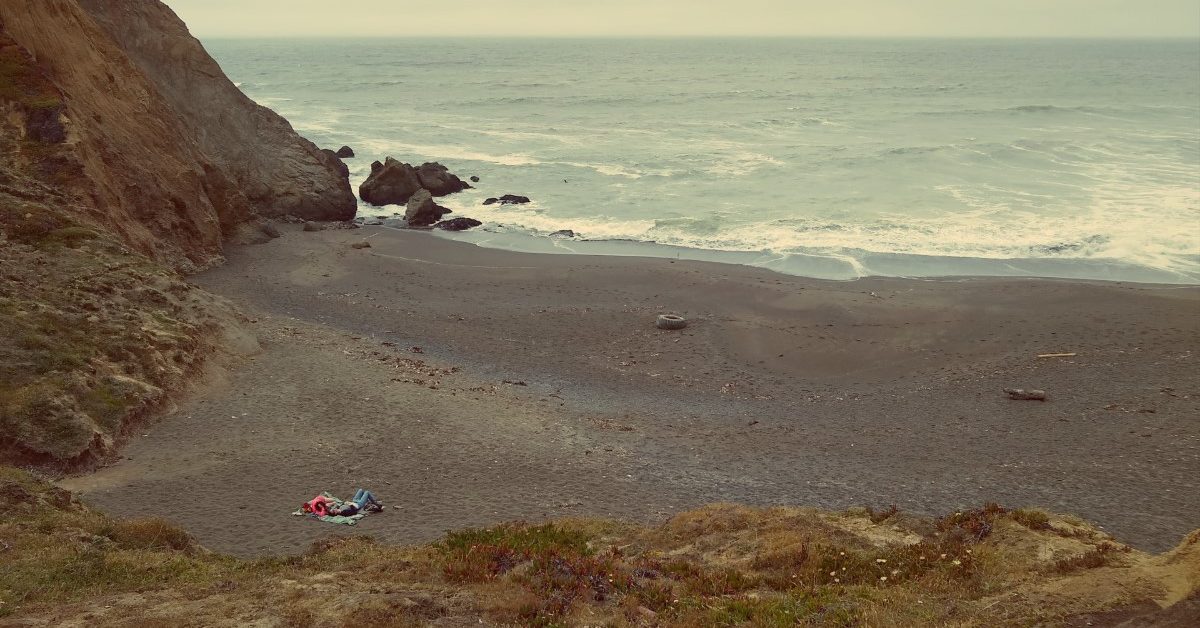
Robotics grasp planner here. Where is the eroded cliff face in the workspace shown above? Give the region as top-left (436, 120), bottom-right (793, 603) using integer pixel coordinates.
top-left (0, 0), bottom-right (348, 469)
top-left (0, 0), bottom-right (248, 271)
top-left (78, 0), bottom-right (356, 222)
top-left (0, 0), bottom-right (354, 271)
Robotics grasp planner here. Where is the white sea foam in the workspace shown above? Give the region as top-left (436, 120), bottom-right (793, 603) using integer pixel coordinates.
top-left (356, 139), bottom-right (542, 167)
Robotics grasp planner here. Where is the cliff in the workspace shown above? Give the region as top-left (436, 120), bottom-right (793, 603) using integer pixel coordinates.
top-left (0, 0), bottom-right (353, 271)
top-left (78, 0), bottom-right (356, 224)
top-left (0, 0), bottom-right (352, 468)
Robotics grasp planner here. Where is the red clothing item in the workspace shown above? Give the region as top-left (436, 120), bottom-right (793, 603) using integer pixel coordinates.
top-left (304, 495), bottom-right (330, 516)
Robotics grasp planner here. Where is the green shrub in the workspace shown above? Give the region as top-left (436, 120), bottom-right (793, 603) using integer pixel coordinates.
top-left (1009, 508), bottom-right (1052, 531)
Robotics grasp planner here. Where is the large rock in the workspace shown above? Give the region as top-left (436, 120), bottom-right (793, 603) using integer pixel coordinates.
top-left (335, 145), bottom-right (354, 158)
top-left (415, 162), bottom-right (471, 196)
top-left (434, 217), bottom-right (482, 231)
top-left (405, 189), bottom-right (451, 227)
top-left (483, 194), bottom-right (531, 206)
top-left (359, 157), bottom-right (470, 207)
top-left (360, 157), bottom-right (423, 206)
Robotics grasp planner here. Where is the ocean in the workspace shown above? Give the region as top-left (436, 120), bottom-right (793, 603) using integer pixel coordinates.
top-left (205, 38), bottom-right (1200, 283)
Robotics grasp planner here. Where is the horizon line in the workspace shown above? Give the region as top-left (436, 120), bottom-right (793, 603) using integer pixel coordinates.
top-left (194, 34), bottom-right (1200, 41)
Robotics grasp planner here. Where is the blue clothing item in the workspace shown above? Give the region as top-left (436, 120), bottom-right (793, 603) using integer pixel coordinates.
top-left (351, 489), bottom-right (378, 508)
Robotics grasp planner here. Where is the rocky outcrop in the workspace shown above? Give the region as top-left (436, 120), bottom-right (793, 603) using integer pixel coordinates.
top-left (77, 0), bottom-right (356, 222)
top-left (361, 157), bottom-right (423, 206)
top-left (484, 195), bottom-right (532, 206)
top-left (405, 189), bottom-right (452, 227)
top-left (434, 217), bottom-right (483, 231)
top-left (335, 145), bottom-right (355, 158)
top-left (359, 157), bottom-right (470, 207)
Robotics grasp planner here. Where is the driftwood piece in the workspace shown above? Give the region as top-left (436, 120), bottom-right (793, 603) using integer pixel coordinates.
top-left (1004, 388), bottom-right (1047, 401)
top-left (1037, 353), bottom-right (1077, 358)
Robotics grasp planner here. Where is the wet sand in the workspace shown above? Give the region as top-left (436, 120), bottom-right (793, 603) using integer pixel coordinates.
top-left (63, 226), bottom-right (1200, 556)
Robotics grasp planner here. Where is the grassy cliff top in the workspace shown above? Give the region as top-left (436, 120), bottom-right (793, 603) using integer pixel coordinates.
top-left (1, 468), bottom-right (1196, 626)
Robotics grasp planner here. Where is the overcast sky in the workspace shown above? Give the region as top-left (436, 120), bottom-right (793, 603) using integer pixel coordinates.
top-left (163, 0), bottom-right (1200, 38)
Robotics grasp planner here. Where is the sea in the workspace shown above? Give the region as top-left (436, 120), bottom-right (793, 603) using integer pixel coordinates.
top-left (205, 38), bottom-right (1200, 283)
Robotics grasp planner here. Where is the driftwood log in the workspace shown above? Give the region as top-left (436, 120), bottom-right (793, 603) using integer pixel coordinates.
top-left (1004, 388), bottom-right (1047, 401)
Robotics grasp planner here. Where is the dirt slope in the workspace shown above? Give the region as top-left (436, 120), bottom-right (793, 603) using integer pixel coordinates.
top-left (0, 0), bottom-right (349, 467)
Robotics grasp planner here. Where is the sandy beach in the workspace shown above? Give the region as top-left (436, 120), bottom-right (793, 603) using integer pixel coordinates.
top-left (62, 226), bottom-right (1200, 557)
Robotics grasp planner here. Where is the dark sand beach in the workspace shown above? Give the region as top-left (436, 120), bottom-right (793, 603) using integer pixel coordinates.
top-left (62, 226), bottom-right (1200, 556)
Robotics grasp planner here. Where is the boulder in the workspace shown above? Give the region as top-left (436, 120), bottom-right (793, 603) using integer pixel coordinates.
top-left (359, 158), bottom-right (470, 207)
top-left (360, 157), bottom-right (423, 206)
top-left (415, 162), bottom-right (471, 196)
top-left (405, 189), bottom-right (451, 227)
top-left (320, 149), bottom-right (350, 179)
top-left (434, 217), bottom-right (482, 231)
top-left (470, 175), bottom-right (480, 183)
top-left (302, 221), bottom-right (322, 232)
top-left (335, 145), bottom-right (355, 158)
top-left (549, 229), bottom-right (576, 238)
top-left (483, 194), bottom-right (531, 206)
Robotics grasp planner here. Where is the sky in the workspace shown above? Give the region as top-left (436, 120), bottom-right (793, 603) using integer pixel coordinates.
top-left (163, 0), bottom-right (1200, 38)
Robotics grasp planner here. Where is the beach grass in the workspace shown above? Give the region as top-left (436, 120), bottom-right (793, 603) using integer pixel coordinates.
top-left (1, 467), bottom-right (1193, 626)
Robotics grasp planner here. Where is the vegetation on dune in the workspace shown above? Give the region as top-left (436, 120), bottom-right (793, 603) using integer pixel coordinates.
top-left (1, 468), bottom-right (1195, 626)
top-left (0, 178), bottom-right (242, 469)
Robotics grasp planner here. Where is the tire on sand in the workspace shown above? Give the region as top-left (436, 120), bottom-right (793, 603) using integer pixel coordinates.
top-left (656, 314), bottom-right (688, 330)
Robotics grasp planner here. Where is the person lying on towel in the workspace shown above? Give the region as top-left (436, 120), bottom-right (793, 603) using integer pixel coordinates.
top-left (331, 488), bottom-right (382, 515)
top-left (301, 489), bottom-right (383, 517)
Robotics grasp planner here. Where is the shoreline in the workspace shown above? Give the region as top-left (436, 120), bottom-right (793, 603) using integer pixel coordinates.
top-left (63, 224), bottom-right (1200, 557)
top-left (404, 221), bottom-right (1200, 286)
